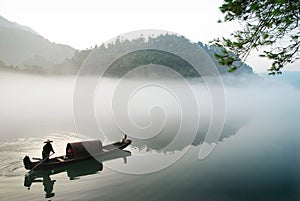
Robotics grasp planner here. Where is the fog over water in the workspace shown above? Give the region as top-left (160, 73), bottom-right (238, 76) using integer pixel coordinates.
top-left (0, 72), bottom-right (76, 138)
top-left (0, 71), bottom-right (300, 200)
top-left (1, 71), bottom-right (299, 145)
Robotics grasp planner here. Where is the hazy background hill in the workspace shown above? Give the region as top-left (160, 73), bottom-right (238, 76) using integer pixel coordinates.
top-left (0, 15), bottom-right (75, 70)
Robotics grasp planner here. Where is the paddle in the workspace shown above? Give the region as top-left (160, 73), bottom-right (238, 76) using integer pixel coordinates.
top-left (27, 152), bottom-right (55, 174)
top-left (32, 157), bottom-right (42, 161)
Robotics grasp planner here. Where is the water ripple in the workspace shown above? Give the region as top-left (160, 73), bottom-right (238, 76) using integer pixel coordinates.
top-left (0, 132), bottom-right (83, 177)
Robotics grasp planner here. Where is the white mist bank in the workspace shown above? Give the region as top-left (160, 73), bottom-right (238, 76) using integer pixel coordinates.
top-left (0, 72), bottom-right (76, 139)
top-left (0, 71), bottom-right (299, 148)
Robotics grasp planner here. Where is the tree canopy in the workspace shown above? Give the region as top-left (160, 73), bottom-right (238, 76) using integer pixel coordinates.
top-left (213, 0), bottom-right (300, 74)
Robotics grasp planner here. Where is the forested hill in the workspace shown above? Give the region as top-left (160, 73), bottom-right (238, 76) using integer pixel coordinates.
top-left (54, 34), bottom-right (257, 77)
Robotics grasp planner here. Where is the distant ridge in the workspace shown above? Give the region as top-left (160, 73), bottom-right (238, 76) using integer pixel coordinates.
top-left (0, 15), bottom-right (39, 35)
top-left (0, 15), bottom-right (75, 68)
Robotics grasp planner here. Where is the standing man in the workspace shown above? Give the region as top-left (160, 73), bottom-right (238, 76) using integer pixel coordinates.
top-left (42, 139), bottom-right (55, 160)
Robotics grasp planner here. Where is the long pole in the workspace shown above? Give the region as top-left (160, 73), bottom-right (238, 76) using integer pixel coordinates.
top-left (28, 152), bottom-right (55, 174)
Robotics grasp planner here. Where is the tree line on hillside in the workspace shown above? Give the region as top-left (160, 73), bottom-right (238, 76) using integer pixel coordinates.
top-left (0, 34), bottom-right (255, 77)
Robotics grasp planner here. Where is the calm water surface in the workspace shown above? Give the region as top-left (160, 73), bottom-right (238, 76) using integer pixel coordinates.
top-left (0, 128), bottom-right (299, 201)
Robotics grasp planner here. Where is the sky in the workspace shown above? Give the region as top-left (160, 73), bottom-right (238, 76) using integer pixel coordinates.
top-left (0, 0), bottom-right (299, 72)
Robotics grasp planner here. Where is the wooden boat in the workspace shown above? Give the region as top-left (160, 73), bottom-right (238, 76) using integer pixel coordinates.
top-left (24, 150), bottom-right (131, 198)
top-left (23, 135), bottom-right (131, 171)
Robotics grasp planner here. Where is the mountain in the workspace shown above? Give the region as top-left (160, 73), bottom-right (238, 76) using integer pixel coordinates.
top-left (0, 15), bottom-right (75, 69)
top-left (0, 15), bottom-right (258, 77)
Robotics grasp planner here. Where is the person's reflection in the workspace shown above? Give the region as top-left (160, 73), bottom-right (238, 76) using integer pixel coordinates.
top-left (43, 174), bottom-right (55, 199)
top-left (24, 171), bottom-right (56, 199)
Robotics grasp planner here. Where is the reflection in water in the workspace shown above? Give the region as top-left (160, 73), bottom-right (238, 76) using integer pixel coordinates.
top-left (24, 159), bottom-right (103, 199)
top-left (43, 174), bottom-right (55, 199)
top-left (67, 159), bottom-right (103, 180)
top-left (24, 151), bottom-right (131, 199)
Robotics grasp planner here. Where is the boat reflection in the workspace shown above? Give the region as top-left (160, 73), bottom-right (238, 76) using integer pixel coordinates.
top-left (24, 150), bottom-right (131, 199)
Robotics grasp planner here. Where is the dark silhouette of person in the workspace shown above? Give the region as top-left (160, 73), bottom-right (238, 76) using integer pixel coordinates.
top-left (42, 139), bottom-right (55, 160)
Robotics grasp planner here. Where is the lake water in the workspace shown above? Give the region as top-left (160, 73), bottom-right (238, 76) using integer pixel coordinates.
top-left (0, 72), bottom-right (300, 200)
